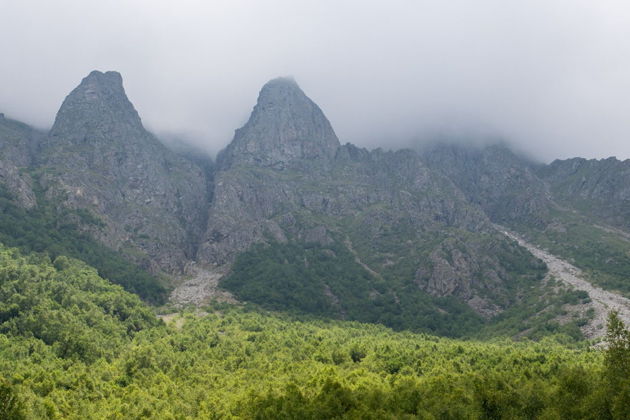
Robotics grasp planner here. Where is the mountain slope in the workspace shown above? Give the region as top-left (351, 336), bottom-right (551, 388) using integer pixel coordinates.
top-left (500, 227), bottom-right (630, 337)
top-left (0, 183), bottom-right (169, 303)
top-left (422, 143), bottom-right (630, 302)
top-left (0, 243), bottom-right (159, 363)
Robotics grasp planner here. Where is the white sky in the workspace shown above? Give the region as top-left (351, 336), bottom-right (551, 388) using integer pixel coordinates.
top-left (1, 0), bottom-right (630, 161)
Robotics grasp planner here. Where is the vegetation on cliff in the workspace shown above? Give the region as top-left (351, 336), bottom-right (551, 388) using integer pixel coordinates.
top-left (0, 185), bottom-right (169, 304)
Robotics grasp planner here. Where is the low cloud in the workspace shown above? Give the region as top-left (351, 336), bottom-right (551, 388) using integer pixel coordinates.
top-left (1, 1), bottom-right (630, 161)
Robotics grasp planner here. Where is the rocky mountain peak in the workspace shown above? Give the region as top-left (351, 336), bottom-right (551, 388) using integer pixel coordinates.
top-left (38, 71), bottom-right (209, 274)
top-left (49, 70), bottom-right (144, 140)
top-left (255, 77), bottom-right (305, 109)
top-left (218, 77), bottom-right (340, 169)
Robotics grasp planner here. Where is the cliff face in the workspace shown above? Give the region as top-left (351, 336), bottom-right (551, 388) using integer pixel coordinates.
top-left (38, 71), bottom-right (209, 273)
top-left (421, 143), bottom-right (630, 235)
top-left (0, 114), bottom-right (43, 208)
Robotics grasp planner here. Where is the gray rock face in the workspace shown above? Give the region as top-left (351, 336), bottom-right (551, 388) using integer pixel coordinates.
top-left (0, 115), bottom-right (40, 167)
top-left (0, 160), bottom-right (36, 208)
top-left (425, 144), bottom-right (630, 234)
top-left (0, 115), bottom-right (43, 208)
top-left (49, 71), bottom-right (144, 142)
top-left (218, 77), bottom-right (339, 169)
top-left (39, 71), bottom-right (208, 273)
top-left (539, 157), bottom-right (630, 230)
top-left (201, 145), bottom-right (489, 265)
top-left (422, 144), bottom-right (552, 227)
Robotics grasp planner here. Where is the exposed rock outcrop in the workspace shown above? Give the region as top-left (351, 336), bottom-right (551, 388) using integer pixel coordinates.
top-left (414, 235), bottom-right (542, 318)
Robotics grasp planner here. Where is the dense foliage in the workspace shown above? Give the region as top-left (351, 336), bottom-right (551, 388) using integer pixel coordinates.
top-left (0, 243), bottom-right (628, 418)
top-left (0, 185), bottom-right (168, 303)
top-left (475, 278), bottom-right (593, 341)
top-left (222, 241), bottom-right (486, 337)
top-left (0, 245), bottom-right (159, 363)
top-left (1, 306), bottom-right (628, 418)
top-left (223, 241), bottom-right (587, 340)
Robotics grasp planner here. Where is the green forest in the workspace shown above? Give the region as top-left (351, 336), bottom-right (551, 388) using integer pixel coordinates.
top-left (0, 243), bottom-right (629, 419)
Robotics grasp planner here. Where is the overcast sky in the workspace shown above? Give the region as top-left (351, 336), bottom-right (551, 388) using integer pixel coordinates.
top-left (1, 1), bottom-right (630, 161)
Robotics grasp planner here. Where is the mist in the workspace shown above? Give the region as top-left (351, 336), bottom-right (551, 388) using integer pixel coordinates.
top-left (1, 0), bottom-right (630, 161)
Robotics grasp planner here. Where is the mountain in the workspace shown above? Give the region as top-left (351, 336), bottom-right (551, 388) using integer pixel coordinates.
top-left (38, 71), bottom-right (209, 273)
top-left (194, 78), bottom-right (548, 334)
top-left (198, 77), bottom-right (344, 265)
top-left (2, 71), bottom-right (629, 338)
top-left (217, 77), bottom-right (339, 169)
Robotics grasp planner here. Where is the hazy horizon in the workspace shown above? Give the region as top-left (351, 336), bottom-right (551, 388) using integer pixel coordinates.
top-left (2, 1), bottom-right (630, 162)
